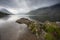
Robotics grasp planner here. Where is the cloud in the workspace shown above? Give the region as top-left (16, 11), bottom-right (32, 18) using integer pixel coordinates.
top-left (0, 0), bottom-right (30, 14)
top-left (26, 0), bottom-right (60, 9)
top-left (0, 0), bottom-right (19, 8)
top-left (0, 0), bottom-right (60, 14)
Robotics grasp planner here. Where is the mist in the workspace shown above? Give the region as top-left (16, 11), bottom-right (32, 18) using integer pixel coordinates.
top-left (0, 0), bottom-right (60, 14)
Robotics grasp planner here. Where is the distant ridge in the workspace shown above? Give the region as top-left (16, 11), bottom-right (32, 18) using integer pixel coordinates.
top-left (0, 8), bottom-right (11, 18)
top-left (27, 3), bottom-right (60, 22)
top-left (0, 8), bottom-right (12, 14)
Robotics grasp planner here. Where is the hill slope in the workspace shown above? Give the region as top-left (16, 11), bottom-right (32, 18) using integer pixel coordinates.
top-left (0, 11), bottom-right (10, 18)
top-left (0, 9), bottom-right (11, 18)
top-left (27, 3), bottom-right (60, 22)
top-left (0, 8), bottom-right (12, 14)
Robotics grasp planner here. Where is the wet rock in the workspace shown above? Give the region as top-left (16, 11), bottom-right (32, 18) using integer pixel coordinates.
top-left (16, 18), bottom-right (44, 40)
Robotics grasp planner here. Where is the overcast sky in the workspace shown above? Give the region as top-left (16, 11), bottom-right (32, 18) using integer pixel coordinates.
top-left (0, 0), bottom-right (60, 14)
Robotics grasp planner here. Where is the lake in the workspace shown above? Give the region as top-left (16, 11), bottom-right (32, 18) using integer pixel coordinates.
top-left (0, 15), bottom-right (37, 40)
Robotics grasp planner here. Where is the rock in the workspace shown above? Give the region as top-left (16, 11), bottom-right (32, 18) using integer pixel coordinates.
top-left (16, 18), bottom-right (60, 40)
top-left (16, 18), bottom-right (43, 40)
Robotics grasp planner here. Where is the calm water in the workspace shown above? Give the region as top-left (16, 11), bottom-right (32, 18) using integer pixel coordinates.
top-left (0, 15), bottom-right (34, 40)
top-left (1, 15), bottom-right (60, 40)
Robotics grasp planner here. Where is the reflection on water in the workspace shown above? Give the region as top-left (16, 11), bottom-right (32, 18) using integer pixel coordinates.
top-left (0, 15), bottom-right (31, 23)
top-left (7, 15), bottom-right (30, 21)
top-left (0, 15), bottom-right (33, 40)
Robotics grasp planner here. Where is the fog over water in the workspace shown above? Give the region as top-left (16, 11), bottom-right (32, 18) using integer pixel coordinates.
top-left (0, 15), bottom-right (32, 40)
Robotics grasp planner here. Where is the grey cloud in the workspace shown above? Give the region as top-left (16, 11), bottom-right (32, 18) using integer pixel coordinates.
top-left (0, 0), bottom-right (60, 14)
top-left (26, 0), bottom-right (60, 9)
top-left (27, 0), bottom-right (60, 5)
top-left (0, 0), bottom-right (19, 8)
top-left (0, 0), bottom-right (60, 8)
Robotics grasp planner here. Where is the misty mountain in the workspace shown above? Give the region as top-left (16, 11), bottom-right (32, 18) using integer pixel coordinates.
top-left (27, 3), bottom-right (60, 22)
top-left (0, 8), bottom-right (12, 14)
top-left (0, 9), bottom-right (11, 18)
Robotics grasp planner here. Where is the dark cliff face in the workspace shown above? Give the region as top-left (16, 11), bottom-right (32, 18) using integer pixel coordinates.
top-left (27, 3), bottom-right (60, 22)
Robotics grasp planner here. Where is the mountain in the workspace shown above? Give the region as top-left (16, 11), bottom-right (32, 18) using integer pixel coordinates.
top-left (27, 3), bottom-right (60, 22)
top-left (0, 9), bottom-right (11, 18)
top-left (0, 8), bottom-right (12, 14)
top-left (0, 11), bottom-right (10, 18)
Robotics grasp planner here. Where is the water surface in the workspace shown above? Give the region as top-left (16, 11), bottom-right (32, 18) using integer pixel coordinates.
top-left (0, 15), bottom-right (36, 40)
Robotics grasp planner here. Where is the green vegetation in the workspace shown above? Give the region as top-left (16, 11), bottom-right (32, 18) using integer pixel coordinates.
top-left (27, 3), bottom-right (60, 39)
top-left (16, 18), bottom-right (60, 40)
top-left (45, 33), bottom-right (56, 40)
top-left (42, 21), bottom-right (60, 40)
top-left (27, 21), bottom-right (60, 40)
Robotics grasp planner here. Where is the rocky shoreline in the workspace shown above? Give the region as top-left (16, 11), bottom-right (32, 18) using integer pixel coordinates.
top-left (16, 18), bottom-right (60, 40)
